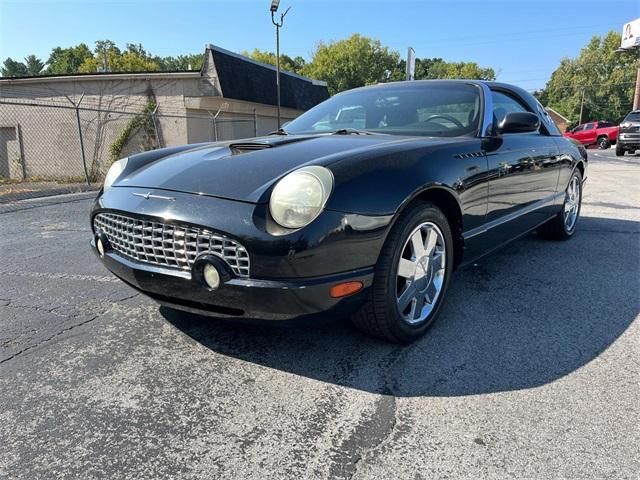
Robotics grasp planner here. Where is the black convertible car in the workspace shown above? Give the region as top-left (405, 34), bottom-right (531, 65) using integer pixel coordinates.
top-left (91, 80), bottom-right (587, 343)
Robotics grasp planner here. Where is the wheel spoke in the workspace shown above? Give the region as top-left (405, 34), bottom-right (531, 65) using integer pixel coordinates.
top-left (425, 282), bottom-right (437, 304)
top-left (431, 251), bottom-right (444, 271)
top-left (412, 296), bottom-right (425, 320)
top-left (410, 230), bottom-right (426, 258)
top-left (405, 298), bottom-right (417, 320)
top-left (397, 284), bottom-right (417, 310)
top-left (424, 228), bottom-right (438, 255)
top-left (564, 202), bottom-right (572, 213)
top-left (398, 258), bottom-right (415, 278)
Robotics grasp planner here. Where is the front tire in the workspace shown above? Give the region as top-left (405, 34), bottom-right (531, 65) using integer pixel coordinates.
top-left (538, 169), bottom-right (583, 240)
top-left (616, 143), bottom-right (625, 156)
top-left (351, 201), bottom-right (454, 343)
top-left (597, 136), bottom-right (610, 149)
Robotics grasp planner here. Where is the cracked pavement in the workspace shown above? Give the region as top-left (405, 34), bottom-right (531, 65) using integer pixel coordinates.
top-left (1, 148), bottom-right (638, 479)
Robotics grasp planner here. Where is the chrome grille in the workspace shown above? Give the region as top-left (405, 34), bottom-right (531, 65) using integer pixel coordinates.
top-left (93, 212), bottom-right (250, 277)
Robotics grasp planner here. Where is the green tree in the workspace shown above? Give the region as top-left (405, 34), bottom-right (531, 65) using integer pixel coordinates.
top-left (301, 34), bottom-right (401, 94)
top-left (155, 53), bottom-right (203, 71)
top-left (0, 57), bottom-right (28, 77)
top-left (241, 48), bottom-right (306, 74)
top-left (536, 31), bottom-right (638, 126)
top-left (24, 55), bottom-right (45, 76)
top-left (393, 57), bottom-right (496, 81)
top-left (46, 43), bottom-right (93, 74)
top-left (416, 58), bottom-right (495, 80)
top-left (79, 40), bottom-right (159, 73)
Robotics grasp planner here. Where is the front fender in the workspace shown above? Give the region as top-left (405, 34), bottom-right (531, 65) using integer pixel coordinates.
top-left (324, 139), bottom-right (489, 235)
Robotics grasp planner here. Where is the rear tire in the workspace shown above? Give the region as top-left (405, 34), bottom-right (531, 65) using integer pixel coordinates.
top-left (351, 201), bottom-right (454, 343)
top-left (537, 169), bottom-right (582, 241)
top-left (616, 143), bottom-right (625, 156)
top-left (597, 136), bottom-right (610, 150)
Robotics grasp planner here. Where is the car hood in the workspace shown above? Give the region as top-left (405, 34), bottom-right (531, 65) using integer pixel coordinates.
top-left (114, 134), bottom-right (421, 203)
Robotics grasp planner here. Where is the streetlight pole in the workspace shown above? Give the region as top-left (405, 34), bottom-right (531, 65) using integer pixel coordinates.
top-left (270, 0), bottom-right (290, 129)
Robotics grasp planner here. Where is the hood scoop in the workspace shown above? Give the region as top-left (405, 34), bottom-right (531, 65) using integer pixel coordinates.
top-left (228, 142), bottom-right (273, 155)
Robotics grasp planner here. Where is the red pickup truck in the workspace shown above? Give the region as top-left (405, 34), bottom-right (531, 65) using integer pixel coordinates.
top-left (563, 121), bottom-right (619, 149)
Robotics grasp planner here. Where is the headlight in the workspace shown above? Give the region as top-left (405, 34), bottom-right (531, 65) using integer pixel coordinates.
top-left (269, 166), bottom-right (333, 229)
top-left (103, 157), bottom-right (128, 190)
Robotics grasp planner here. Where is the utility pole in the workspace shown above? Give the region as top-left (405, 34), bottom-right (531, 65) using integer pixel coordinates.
top-left (634, 67), bottom-right (640, 110)
top-left (270, 0), bottom-right (291, 129)
top-left (406, 47), bottom-right (416, 81)
top-left (579, 89), bottom-right (585, 124)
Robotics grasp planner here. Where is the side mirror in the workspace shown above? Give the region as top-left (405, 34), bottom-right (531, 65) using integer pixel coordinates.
top-left (498, 112), bottom-right (540, 134)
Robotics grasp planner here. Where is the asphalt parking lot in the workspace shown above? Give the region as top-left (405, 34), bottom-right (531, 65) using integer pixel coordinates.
top-left (1, 148), bottom-right (638, 479)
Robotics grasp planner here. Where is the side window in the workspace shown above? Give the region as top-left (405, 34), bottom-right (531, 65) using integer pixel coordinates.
top-left (584, 123), bottom-right (596, 131)
top-left (573, 125), bottom-right (585, 132)
top-left (491, 90), bottom-right (530, 127)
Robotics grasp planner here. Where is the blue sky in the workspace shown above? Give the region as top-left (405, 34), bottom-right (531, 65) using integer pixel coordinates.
top-left (1, 0), bottom-right (638, 90)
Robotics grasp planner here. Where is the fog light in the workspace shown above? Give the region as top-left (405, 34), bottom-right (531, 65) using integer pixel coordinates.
top-left (203, 263), bottom-right (221, 289)
top-left (96, 237), bottom-right (105, 257)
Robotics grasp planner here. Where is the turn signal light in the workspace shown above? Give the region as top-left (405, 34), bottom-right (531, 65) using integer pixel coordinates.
top-left (330, 281), bottom-right (363, 298)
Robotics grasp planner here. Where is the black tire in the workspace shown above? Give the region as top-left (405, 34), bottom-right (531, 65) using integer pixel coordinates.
top-left (597, 136), bottom-right (610, 150)
top-left (351, 201), bottom-right (454, 343)
top-left (537, 169), bottom-right (583, 241)
top-left (616, 143), bottom-right (625, 156)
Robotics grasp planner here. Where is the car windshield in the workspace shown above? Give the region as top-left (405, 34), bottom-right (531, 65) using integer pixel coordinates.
top-left (284, 83), bottom-right (482, 137)
top-left (623, 111), bottom-right (640, 122)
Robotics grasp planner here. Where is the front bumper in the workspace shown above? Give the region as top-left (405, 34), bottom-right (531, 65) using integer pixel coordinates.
top-left (91, 186), bottom-right (390, 322)
top-left (618, 133), bottom-right (640, 150)
top-left (93, 243), bottom-right (373, 321)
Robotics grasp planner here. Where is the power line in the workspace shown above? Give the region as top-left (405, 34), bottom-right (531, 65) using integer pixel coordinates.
top-left (395, 23), bottom-right (618, 48)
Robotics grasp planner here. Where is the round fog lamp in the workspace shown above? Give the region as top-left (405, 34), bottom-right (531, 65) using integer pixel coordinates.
top-left (203, 263), bottom-right (221, 289)
top-left (96, 237), bottom-right (105, 257)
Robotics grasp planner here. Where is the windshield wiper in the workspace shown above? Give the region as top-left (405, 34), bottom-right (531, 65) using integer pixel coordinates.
top-left (269, 127), bottom-right (288, 135)
top-left (331, 128), bottom-right (375, 135)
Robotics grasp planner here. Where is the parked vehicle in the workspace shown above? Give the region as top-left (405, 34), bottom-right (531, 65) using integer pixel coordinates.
top-left (564, 121), bottom-right (619, 149)
top-left (91, 80), bottom-right (587, 343)
top-left (616, 110), bottom-right (640, 156)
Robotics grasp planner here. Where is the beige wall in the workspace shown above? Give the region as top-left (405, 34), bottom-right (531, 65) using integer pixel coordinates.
top-left (0, 74), bottom-right (305, 181)
top-left (0, 75), bottom-right (199, 179)
top-left (0, 44), bottom-right (314, 182)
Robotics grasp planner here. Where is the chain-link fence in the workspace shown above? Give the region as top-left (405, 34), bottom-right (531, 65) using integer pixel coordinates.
top-left (0, 99), bottom-right (259, 203)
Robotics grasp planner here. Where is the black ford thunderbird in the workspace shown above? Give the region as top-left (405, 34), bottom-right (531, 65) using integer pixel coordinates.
top-left (91, 80), bottom-right (587, 343)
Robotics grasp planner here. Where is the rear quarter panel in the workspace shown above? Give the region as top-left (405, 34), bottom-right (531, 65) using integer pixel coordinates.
top-left (555, 137), bottom-right (588, 190)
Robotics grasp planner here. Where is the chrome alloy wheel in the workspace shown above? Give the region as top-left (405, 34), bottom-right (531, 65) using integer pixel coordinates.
top-left (396, 222), bottom-right (446, 325)
top-left (564, 175), bottom-right (581, 231)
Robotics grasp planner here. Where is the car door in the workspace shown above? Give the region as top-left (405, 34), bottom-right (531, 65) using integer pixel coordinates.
top-left (580, 122), bottom-right (597, 145)
top-left (482, 89), bottom-right (561, 241)
top-left (570, 124), bottom-right (584, 141)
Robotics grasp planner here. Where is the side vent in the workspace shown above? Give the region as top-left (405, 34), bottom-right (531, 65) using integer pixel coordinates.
top-left (454, 152), bottom-right (484, 159)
